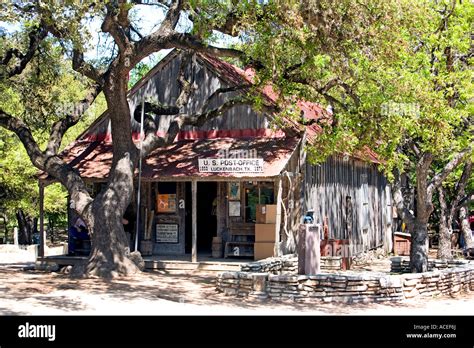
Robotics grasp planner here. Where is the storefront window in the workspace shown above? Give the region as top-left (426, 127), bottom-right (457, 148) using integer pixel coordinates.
top-left (244, 182), bottom-right (275, 223)
top-left (259, 183), bottom-right (275, 205)
top-left (244, 183), bottom-right (259, 223)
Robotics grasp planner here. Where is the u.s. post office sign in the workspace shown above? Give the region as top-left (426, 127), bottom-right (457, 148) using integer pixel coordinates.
top-left (198, 158), bottom-right (264, 173)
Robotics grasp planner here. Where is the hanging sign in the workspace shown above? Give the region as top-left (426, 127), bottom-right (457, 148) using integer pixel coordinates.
top-left (198, 158), bottom-right (264, 173)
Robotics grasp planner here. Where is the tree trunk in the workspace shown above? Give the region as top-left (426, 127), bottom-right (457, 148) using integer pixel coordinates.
top-left (70, 72), bottom-right (142, 278)
top-left (81, 197), bottom-right (139, 277)
top-left (459, 204), bottom-right (474, 249)
top-left (437, 222), bottom-right (452, 259)
top-left (437, 188), bottom-right (453, 259)
top-left (68, 151), bottom-right (143, 278)
top-left (2, 215), bottom-right (8, 244)
top-left (410, 220), bottom-right (429, 272)
top-left (16, 209), bottom-right (36, 245)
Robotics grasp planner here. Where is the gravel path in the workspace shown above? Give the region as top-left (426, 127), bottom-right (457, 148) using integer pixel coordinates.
top-left (0, 259), bottom-right (473, 315)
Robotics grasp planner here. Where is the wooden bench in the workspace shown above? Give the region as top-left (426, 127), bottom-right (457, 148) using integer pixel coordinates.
top-left (224, 223), bottom-right (255, 258)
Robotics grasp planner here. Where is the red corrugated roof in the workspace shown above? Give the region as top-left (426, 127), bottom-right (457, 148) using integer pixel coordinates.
top-left (197, 54), bottom-right (382, 164)
top-left (46, 51), bottom-right (381, 183)
top-left (43, 137), bottom-right (300, 180)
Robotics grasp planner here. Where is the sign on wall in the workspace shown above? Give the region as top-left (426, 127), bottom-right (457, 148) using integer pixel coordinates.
top-left (198, 158), bottom-right (264, 173)
top-left (156, 194), bottom-right (177, 213)
top-left (156, 224), bottom-right (179, 243)
top-left (228, 182), bottom-right (240, 200)
top-left (229, 201), bottom-right (241, 217)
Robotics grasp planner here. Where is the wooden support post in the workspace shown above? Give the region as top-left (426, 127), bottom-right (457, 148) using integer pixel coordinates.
top-left (39, 182), bottom-right (45, 258)
top-left (192, 179), bottom-right (197, 263)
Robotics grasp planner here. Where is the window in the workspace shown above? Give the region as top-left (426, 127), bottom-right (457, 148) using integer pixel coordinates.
top-left (243, 182), bottom-right (275, 223)
top-left (244, 183), bottom-right (258, 222)
top-left (158, 182), bottom-right (176, 194)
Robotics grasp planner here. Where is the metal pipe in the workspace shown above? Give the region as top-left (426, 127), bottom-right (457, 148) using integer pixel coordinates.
top-left (135, 100), bottom-right (145, 252)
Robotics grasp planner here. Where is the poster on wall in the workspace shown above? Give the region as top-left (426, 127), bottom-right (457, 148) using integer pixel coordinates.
top-left (229, 201), bottom-right (241, 217)
top-left (228, 182), bottom-right (240, 200)
top-left (156, 224), bottom-right (179, 243)
top-left (156, 194), bottom-right (177, 213)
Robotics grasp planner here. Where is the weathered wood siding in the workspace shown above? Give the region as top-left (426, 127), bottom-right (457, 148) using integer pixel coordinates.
top-left (304, 156), bottom-right (392, 255)
top-left (85, 51), bottom-right (271, 139)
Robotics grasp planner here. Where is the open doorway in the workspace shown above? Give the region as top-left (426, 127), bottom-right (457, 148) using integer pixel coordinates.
top-left (185, 182), bottom-right (217, 254)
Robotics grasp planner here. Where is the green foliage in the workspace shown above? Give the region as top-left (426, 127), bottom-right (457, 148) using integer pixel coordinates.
top-left (0, 130), bottom-right (67, 225)
top-left (0, 18), bottom-right (106, 226)
top-left (236, 0), bottom-right (472, 183)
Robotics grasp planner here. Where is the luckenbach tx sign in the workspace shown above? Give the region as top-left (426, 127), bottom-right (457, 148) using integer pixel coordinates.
top-left (198, 158), bottom-right (264, 173)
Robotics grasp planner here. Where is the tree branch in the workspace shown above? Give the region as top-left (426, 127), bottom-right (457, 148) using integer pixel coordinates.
top-left (393, 170), bottom-right (415, 230)
top-left (175, 51), bottom-right (195, 109)
top-left (427, 147), bottom-right (472, 198)
top-left (160, 0), bottom-right (184, 32)
top-left (0, 113), bottom-right (92, 215)
top-left (139, 95), bottom-right (284, 158)
top-left (46, 83), bottom-right (102, 156)
top-left (132, 32), bottom-right (243, 68)
top-left (72, 50), bottom-right (104, 84)
top-left (1, 24), bottom-right (48, 78)
top-left (451, 159), bottom-right (473, 213)
top-left (0, 111), bottom-right (45, 169)
top-left (101, 1), bottom-right (131, 53)
top-left (41, 17), bottom-right (105, 84)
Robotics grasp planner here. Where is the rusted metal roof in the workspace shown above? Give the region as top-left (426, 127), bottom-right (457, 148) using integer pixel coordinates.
top-left (43, 137), bottom-right (300, 181)
top-left (44, 52), bottom-right (380, 184)
top-left (198, 54), bottom-right (382, 164)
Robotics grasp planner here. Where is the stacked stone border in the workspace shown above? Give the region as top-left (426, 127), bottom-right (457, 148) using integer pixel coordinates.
top-left (217, 257), bottom-right (474, 303)
top-left (390, 257), bottom-right (472, 273)
top-left (240, 254), bottom-right (342, 273)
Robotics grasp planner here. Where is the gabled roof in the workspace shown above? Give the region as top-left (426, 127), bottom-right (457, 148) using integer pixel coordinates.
top-left (64, 49), bottom-right (380, 170)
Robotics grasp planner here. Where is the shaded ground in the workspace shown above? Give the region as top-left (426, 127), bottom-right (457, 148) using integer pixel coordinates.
top-left (0, 261), bottom-right (473, 315)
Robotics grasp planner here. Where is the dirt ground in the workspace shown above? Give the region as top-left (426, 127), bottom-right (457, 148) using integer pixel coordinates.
top-left (0, 259), bottom-right (473, 315)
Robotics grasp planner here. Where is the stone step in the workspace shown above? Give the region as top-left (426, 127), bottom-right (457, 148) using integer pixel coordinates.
top-left (144, 260), bottom-right (242, 272)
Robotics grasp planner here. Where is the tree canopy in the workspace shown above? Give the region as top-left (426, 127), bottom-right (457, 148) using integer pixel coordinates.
top-left (0, 0), bottom-right (471, 275)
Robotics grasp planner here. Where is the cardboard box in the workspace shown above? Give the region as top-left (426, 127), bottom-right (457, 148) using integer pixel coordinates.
top-left (256, 204), bottom-right (279, 224)
top-left (254, 242), bottom-right (275, 260)
top-left (255, 223), bottom-right (276, 242)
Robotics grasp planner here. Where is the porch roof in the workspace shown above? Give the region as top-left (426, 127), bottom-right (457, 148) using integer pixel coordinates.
top-left (42, 136), bottom-right (300, 182)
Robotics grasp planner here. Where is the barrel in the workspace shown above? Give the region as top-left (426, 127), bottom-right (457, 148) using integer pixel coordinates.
top-left (212, 237), bottom-right (223, 258)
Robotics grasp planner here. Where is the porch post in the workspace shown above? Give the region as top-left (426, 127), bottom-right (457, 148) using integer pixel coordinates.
top-left (192, 179), bottom-right (197, 262)
top-left (38, 181), bottom-right (45, 258)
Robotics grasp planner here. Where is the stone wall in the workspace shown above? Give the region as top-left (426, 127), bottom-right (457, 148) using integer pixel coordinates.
top-left (217, 263), bottom-right (474, 303)
top-left (240, 255), bottom-right (343, 274)
top-left (390, 257), bottom-right (472, 273)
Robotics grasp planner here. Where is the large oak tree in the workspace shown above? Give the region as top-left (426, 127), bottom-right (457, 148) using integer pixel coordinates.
top-left (0, 0), bottom-right (252, 277)
top-left (1, 0), bottom-right (471, 277)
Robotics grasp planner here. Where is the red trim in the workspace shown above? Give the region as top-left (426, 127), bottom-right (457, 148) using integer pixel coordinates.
top-left (82, 128), bottom-right (286, 142)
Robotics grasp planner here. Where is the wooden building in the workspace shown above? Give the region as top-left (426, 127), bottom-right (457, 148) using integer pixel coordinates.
top-left (38, 50), bottom-right (393, 262)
